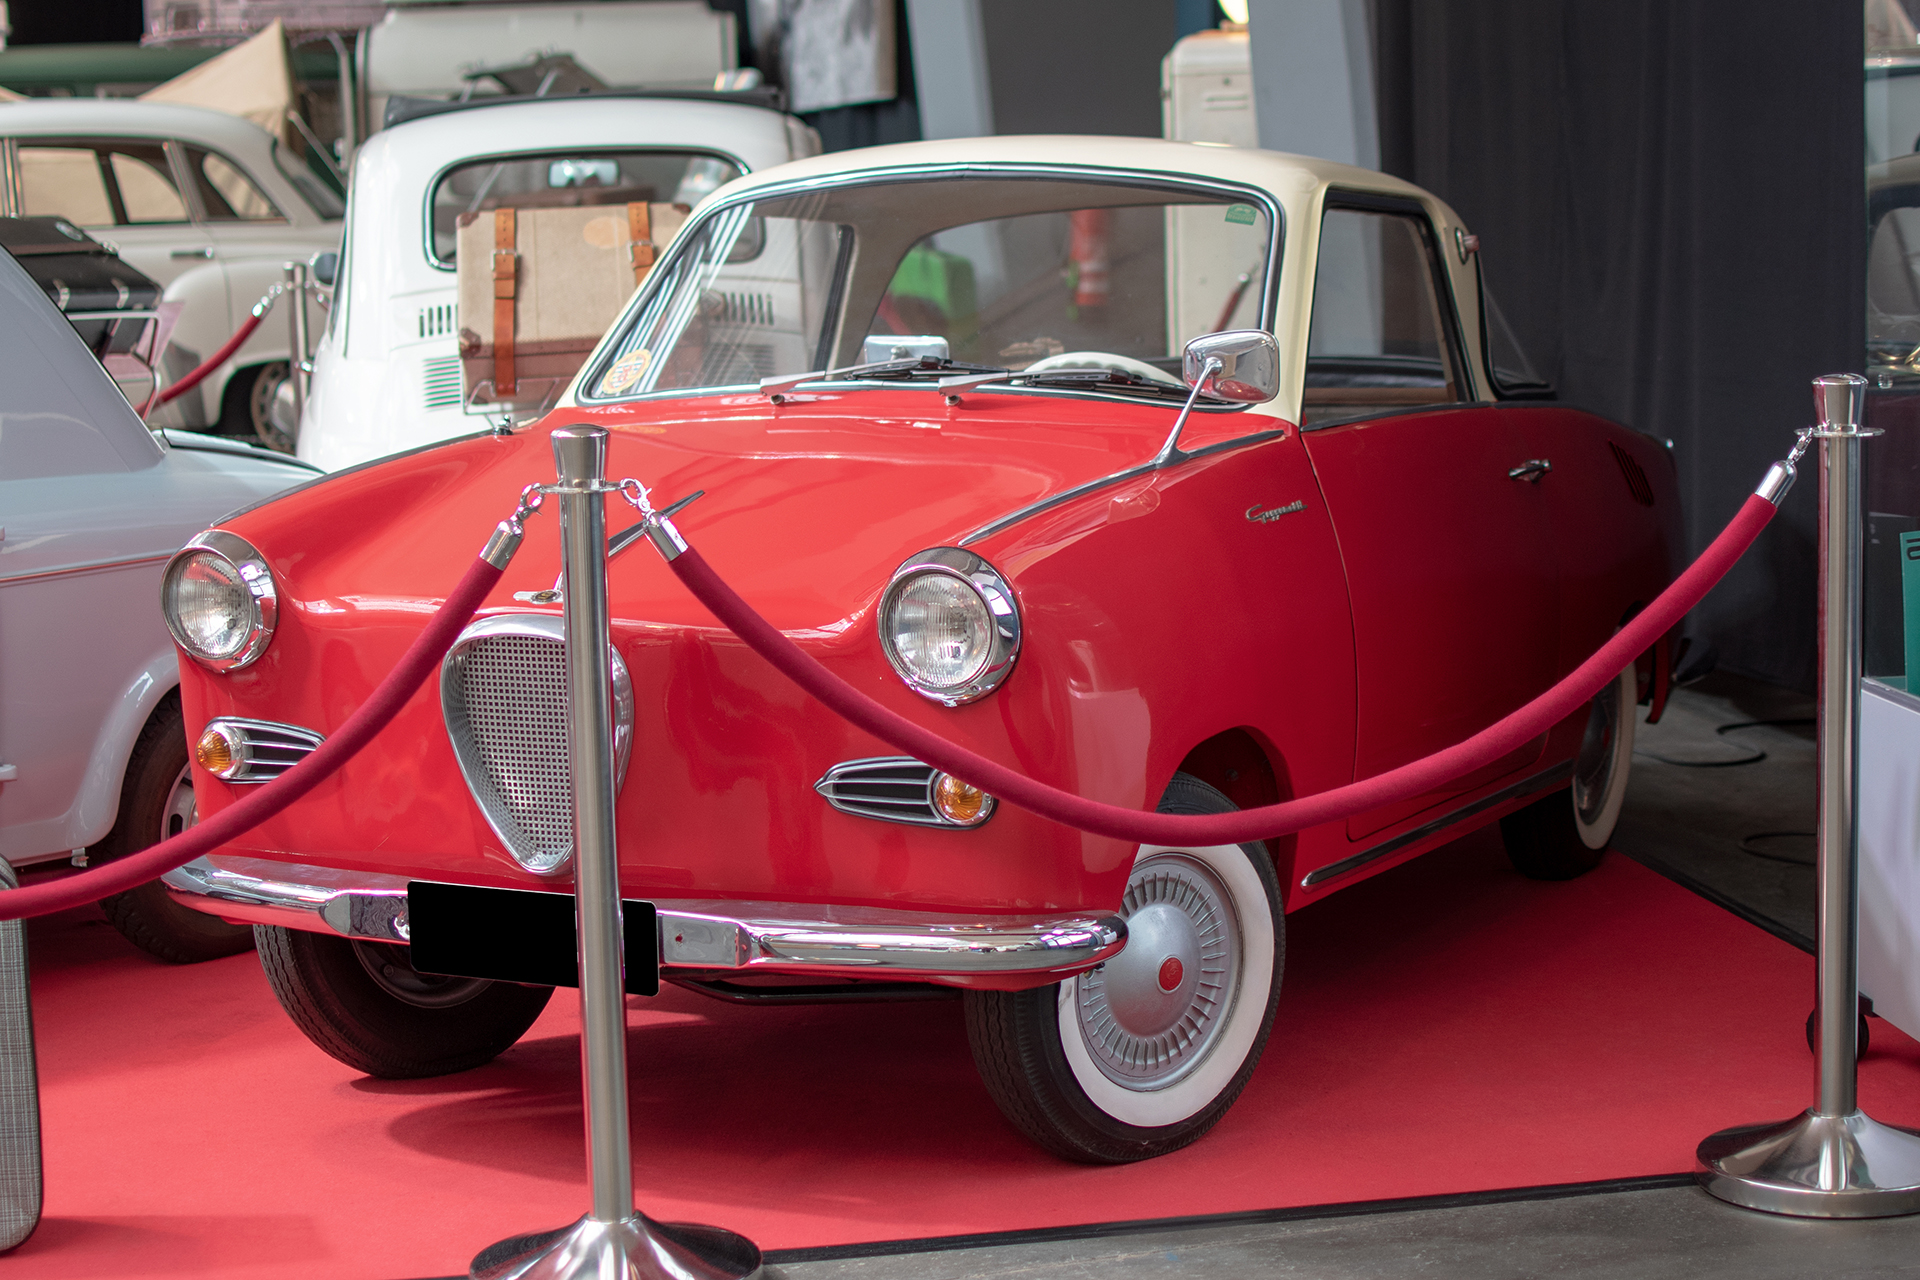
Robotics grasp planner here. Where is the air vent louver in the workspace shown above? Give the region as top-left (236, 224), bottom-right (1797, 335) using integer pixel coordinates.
top-left (1608, 442), bottom-right (1655, 506)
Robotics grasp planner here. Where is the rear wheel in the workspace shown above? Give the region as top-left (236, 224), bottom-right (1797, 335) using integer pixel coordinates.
top-left (964, 773), bottom-right (1284, 1163)
top-left (256, 924), bottom-right (553, 1078)
top-left (98, 695), bottom-right (256, 963)
top-left (1501, 663), bottom-right (1636, 880)
top-left (216, 361), bottom-right (294, 453)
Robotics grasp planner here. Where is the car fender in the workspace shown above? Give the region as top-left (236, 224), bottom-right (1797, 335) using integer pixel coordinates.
top-left (159, 262), bottom-right (235, 424)
top-left (67, 644), bottom-right (182, 853)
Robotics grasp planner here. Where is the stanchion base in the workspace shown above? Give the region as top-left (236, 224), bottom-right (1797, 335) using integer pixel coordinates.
top-left (1697, 1109), bottom-right (1920, 1218)
top-left (470, 1212), bottom-right (762, 1280)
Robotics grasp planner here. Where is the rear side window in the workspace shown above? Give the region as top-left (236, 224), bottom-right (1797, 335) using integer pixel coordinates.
top-left (186, 147), bottom-right (283, 222)
top-left (20, 140), bottom-right (188, 226)
top-left (1304, 204), bottom-right (1462, 425)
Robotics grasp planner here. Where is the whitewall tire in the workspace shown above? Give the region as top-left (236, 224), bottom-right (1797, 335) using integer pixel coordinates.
top-left (964, 772), bottom-right (1284, 1162)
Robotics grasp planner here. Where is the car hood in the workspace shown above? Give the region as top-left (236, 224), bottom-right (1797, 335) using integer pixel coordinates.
top-left (229, 388), bottom-right (1282, 631)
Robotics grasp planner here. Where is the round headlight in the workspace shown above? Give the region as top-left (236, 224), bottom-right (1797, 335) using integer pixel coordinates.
top-left (161, 530), bottom-right (277, 671)
top-left (879, 548), bottom-right (1020, 705)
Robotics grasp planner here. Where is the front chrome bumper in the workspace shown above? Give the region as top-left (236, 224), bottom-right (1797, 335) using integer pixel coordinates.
top-left (163, 855), bottom-right (1126, 990)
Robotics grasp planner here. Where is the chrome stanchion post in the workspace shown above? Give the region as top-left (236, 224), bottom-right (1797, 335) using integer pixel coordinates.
top-left (469, 426), bottom-right (761, 1280)
top-left (283, 261), bottom-right (310, 424)
top-left (1696, 373), bottom-right (1920, 1217)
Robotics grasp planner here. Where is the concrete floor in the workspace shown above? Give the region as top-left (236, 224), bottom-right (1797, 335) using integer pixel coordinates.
top-left (756, 674), bottom-right (1920, 1280)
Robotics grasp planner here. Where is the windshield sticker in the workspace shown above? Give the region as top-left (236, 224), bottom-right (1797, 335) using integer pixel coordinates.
top-left (1225, 203), bottom-right (1258, 225)
top-left (599, 348), bottom-right (652, 395)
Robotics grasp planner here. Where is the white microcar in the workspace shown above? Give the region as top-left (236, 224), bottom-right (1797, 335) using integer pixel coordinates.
top-left (298, 91), bottom-right (817, 472)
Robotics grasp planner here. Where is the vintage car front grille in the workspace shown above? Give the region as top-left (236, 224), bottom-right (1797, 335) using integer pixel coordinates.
top-left (440, 615), bottom-right (633, 874)
top-left (204, 717), bottom-right (323, 784)
top-left (814, 757), bottom-right (992, 828)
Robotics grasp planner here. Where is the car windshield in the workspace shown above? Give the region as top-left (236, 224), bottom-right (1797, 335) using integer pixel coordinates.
top-left (428, 151), bottom-right (742, 265)
top-left (581, 174), bottom-right (1276, 400)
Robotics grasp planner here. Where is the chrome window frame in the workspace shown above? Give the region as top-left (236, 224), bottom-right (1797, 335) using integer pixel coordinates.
top-left (577, 161), bottom-right (1287, 408)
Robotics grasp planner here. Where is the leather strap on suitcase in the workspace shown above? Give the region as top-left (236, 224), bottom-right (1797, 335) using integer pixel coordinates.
top-left (492, 209), bottom-right (518, 396)
top-left (627, 202), bottom-right (655, 286)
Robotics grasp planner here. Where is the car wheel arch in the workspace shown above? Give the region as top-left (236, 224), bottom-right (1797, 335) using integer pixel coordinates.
top-left (70, 648), bottom-right (183, 851)
top-left (1174, 726), bottom-right (1295, 871)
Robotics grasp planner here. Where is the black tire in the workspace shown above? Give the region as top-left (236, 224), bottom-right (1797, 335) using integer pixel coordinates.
top-left (963, 772), bottom-right (1284, 1163)
top-left (1501, 663), bottom-right (1636, 881)
top-left (216, 360), bottom-right (294, 453)
top-left (97, 694), bottom-right (256, 963)
top-left (256, 924), bottom-right (553, 1078)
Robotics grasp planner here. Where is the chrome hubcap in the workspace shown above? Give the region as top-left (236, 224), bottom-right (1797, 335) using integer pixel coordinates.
top-left (1573, 676), bottom-right (1621, 827)
top-left (1074, 852), bottom-right (1239, 1090)
top-left (160, 764), bottom-right (197, 841)
top-left (352, 940), bottom-right (491, 1009)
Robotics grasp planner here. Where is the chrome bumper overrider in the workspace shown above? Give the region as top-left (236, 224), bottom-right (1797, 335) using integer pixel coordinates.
top-left (162, 855), bottom-right (1127, 986)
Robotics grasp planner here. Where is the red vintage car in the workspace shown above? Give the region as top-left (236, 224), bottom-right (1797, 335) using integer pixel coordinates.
top-left (159, 137), bottom-right (1678, 1163)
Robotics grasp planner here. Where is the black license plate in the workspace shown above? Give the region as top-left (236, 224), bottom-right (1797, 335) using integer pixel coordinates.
top-left (406, 882), bottom-right (659, 996)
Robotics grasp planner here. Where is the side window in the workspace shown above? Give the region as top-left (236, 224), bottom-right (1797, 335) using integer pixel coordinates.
top-left (186, 146), bottom-right (283, 221)
top-left (1304, 205), bottom-right (1461, 425)
top-left (19, 147), bottom-right (114, 226)
top-left (108, 148), bottom-right (187, 223)
top-left (18, 141), bottom-right (187, 226)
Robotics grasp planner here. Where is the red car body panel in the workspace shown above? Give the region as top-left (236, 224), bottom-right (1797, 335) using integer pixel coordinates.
top-left (175, 379), bottom-right (1676, 929)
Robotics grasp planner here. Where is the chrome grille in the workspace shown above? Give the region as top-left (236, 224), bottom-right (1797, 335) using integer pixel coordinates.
top-left (814, 757), bottom-right (992, 828)
top-left (441, 615), bottom-right (633, 874)
top-left (204, 718), bottom-right (323, 784)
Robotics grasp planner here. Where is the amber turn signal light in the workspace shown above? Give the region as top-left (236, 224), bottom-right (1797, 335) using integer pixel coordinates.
top-left (195, 726), bottom-right (240, 778)
top-left (932, 773), bottom-right (993, 826)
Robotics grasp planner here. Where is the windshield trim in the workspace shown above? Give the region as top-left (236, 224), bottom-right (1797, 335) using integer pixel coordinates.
top-left (419, 144), bottom-right (752, 271)
top-left (576, 161), bottom-right (1286, 407)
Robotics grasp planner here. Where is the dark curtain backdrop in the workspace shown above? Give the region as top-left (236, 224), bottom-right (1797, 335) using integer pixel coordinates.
top-left (1374, 1), bottom-right (1864, 692)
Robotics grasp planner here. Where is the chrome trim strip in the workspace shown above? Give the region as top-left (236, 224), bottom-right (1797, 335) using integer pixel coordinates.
top-left (1299, 760), bottom-right (1575, 888)
top-left (162, 854), bottom-right (1125, 980)
top-left (956, 428), bottom-right (1288, 547)
top-left (0, 551), bottom-right (172, 587)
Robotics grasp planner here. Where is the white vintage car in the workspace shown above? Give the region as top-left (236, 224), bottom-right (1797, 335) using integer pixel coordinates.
top-left (0, 99), bottom-right (340, 443)
top-left (0, 238), bottom-right (316, 961)
top-left (296, 91), bottom-right (816, 472)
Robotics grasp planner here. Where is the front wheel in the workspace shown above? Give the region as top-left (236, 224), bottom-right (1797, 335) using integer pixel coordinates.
top-left (256, 925), bottom-right (553, 1078)
top-left (964, 773), bottom-right (1284, 1163)
top-left (217, 361), bottom-right (294, 453)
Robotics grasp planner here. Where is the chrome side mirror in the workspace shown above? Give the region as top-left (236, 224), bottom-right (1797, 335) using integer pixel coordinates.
top-left (1182, 329), bottom-right (1279, 403)
top-left (309, 250), bottom-right (338, 287)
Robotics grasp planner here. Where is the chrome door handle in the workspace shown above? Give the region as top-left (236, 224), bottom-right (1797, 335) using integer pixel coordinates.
top-left (1507, 459), bottom-right (1552, 483)
top-left (170, 246), bottom-right (215, 259)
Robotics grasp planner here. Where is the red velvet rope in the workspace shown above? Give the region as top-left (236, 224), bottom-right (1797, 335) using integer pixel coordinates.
top-left (140, 308), bottom-right (269, 415)
top-left (0, 557), bottom-right (504, 921)
top-left (669, 494), bottom-right (1779, 846)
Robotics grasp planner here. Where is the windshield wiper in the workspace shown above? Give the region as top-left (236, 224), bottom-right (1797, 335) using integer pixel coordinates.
top-left (760, 356), bottom-right (1008, 401)
top-left (936, 366), bottom-right (1194, 404)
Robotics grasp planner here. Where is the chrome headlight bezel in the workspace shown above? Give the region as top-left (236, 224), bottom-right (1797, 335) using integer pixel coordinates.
top-left (160, 529), bottom-right (278, 672)
top-left (879, 547), bottom-right (1020, 706)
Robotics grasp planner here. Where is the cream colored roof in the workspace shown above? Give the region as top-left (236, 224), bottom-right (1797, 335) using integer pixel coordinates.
top-left (713, 134), bottom-right (1431, 206)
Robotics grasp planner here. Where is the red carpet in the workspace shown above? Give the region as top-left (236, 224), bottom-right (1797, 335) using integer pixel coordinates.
top-left (9, 829), bottom-right (1917, 1278)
